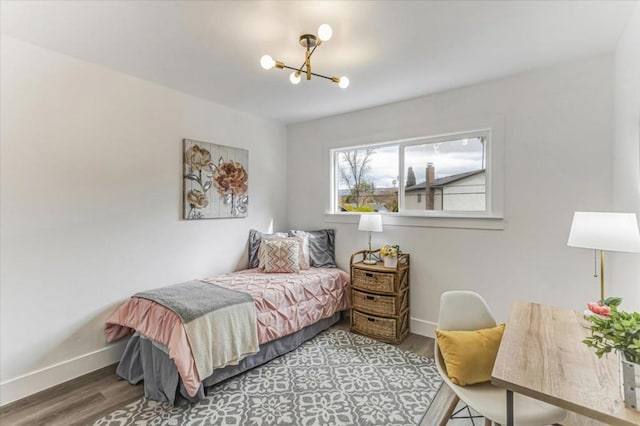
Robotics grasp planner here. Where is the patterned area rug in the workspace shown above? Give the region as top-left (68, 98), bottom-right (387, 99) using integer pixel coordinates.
top-left (95, 328), bottom-right (443, 426)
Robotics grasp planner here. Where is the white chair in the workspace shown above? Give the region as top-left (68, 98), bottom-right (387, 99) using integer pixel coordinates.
top-left (435, 291), bottom-right (567, 426)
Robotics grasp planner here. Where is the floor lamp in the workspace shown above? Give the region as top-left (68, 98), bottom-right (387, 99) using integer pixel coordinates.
top-left (358, 213), bottom-right (383, 265)
top-left (567, 211), bottom-right (640, 301)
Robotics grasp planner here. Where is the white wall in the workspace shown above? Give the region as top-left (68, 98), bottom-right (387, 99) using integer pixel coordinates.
top-left (287, 54), bottom-right (614, 334)
top-left (440, 173), bottom-right (486, 211)
top-left (0, 36), bottom-right (288, 404)
top-left (611, 2), bottom-right (640, 312)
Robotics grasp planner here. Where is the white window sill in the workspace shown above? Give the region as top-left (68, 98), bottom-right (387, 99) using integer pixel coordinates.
top-left (324, 212), bottom-right (505, 230)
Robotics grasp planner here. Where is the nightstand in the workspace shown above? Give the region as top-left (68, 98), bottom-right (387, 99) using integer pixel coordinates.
top-left (349, 249), bottom-right (410, 344)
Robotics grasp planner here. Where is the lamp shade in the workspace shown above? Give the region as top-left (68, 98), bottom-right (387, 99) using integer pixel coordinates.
top-left (567, 212), bottom-right (640, 253)
top-left (358, 213), bottom-right (383, 232)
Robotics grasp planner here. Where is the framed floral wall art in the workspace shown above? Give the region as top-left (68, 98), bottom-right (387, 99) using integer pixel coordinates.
top-left (183, 139), bottom-right (248, 219)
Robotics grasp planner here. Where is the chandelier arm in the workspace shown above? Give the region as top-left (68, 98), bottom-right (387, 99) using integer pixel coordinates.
top-left (280, 65), bottom-right (336, 82)
top-left (306, 44), bottom-right (319, 61)
top-left (281, 65), bottom-right (301, 72)
top-left (305, 46), bottom-right (311, 80)
top-left (309, 71), bottom-right (336, 81)
top-left (295, 44), bottom-right (318, 73)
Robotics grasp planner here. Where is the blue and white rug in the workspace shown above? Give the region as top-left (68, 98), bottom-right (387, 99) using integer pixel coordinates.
top-left (95, 328), bottom-right (444, 426)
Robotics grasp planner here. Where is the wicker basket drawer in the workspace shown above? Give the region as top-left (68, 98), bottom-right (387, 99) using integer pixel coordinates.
top-left (352, 269), bottom-right (395, 293)
top-left (352, 290), bottom-right (397, 316)
top-left (351, 310), bottom-right (398, 341)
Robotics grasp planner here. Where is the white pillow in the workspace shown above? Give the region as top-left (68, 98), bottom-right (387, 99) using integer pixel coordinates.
top-left (293, 233), bottom-right (310, 269)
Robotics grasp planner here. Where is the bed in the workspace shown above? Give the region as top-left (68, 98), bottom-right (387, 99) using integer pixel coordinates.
top-left (104, 229), bottom-right (349, 405)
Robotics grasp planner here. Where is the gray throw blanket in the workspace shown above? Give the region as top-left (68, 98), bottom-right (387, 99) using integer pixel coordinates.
top-left (135, 280), bottom-right (253, 323)
top-left (134, 280), bottom-right (259, 381)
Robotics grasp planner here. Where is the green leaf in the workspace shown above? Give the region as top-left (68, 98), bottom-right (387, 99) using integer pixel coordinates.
top-left (603, 297), bottom-right (623, 307)
top-left (582, 301), bottom-right (640, 361)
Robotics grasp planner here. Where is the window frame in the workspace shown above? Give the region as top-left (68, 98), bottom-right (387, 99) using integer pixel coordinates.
top-left (398, 129), bottom-right (490, 215)
top-left (331, 128), bottom-right (494, 217)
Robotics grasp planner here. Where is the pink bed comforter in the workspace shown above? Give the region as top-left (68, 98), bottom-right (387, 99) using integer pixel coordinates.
top-left (105, 267), bottom-right (350, 396)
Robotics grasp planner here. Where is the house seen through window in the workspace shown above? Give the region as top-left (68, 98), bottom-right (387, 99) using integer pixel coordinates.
top-left (333, 131), bottom-right (488, 214)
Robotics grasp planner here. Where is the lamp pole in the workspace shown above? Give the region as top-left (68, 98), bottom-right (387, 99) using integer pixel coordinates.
top-left (364, 230), bottom-right (376, 264)
top-left (600, 250), bottom-right (605, 301)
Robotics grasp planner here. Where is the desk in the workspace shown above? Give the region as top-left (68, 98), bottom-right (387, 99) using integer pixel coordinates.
top-left (492, 302), bottom-right (640, 426)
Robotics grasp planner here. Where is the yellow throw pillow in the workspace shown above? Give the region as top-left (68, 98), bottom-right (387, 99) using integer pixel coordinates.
top-left (435, 323), bottom-right (505, 386)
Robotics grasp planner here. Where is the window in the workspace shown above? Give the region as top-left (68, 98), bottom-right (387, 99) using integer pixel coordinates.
top-left (332, 130), bottom-right (490, 215)
top-left (334, 145), bottom-right (399, 212)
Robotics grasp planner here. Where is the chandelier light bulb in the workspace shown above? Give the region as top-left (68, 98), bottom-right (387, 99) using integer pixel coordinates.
top-left (338, 76), bottom-right (349, 89)
top-left (290, 71), bottom-right (301, 85)
top-left (260, 55), bottom-right (275, 70)
top-left (318, 24), bottom-right (333, 42)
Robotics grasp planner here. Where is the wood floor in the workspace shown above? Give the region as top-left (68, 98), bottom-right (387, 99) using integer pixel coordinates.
top-left (0, 319), bottom-right (604, 426)
top-left (0, 364), bottom-right (143, 426)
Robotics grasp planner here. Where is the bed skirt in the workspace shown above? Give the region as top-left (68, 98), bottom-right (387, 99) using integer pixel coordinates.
top-left (116, 311), bottom-right (344, 405)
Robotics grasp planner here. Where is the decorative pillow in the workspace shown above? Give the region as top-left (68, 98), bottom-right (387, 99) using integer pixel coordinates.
top-left (261, 239), bottom-right (300, 273)
top-left (435, 323), bottom-right (505, 386)
top-left (258, 236), bottom-right (310, 270)
top-left (289, 229), bottom-right (336, 268)
top-left (248, 229), bottom-right (287, 268)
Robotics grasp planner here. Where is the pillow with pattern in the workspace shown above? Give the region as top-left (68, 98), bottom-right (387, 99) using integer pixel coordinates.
top-left (261, 239), bottom-right (301, 273)
top-left (248, 229), bottom-right (287, 268)
top-left (258, 235), bottom-right (310, 270)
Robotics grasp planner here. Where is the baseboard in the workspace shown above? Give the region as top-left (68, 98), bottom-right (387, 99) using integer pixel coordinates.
top-left (0, 342), bottom-right (126, 406)
top-left (410, 317), bottom-right (437, 339)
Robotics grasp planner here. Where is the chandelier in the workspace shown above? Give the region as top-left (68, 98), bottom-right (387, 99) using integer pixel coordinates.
top-left (260, 24), bottom-right (349, 88)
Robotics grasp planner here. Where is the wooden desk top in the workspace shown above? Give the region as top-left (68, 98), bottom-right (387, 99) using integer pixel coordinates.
top-left (492, 301), bottom-right (640, 426)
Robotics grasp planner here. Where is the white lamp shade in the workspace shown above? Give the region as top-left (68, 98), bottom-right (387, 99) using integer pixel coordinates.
top-left (358, 213), bottom-right (383, 232)
top-left (567, 212), bottom-right (640, 253)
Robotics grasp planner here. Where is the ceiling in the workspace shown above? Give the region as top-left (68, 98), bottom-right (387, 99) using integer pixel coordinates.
top-left (0, 0), bottom-right (635, 124)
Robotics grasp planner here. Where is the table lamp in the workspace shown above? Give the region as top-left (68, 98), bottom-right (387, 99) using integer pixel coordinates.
top-left (358, 213), bottom-right (383, 264)
top-left (567, 211), bottom-right (640, 301)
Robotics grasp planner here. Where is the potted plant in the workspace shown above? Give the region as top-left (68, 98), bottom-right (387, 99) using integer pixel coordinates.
top-left (380, 244), bottom-right (399, 268)
top-left (583, 297), bottom-right (640, 410)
